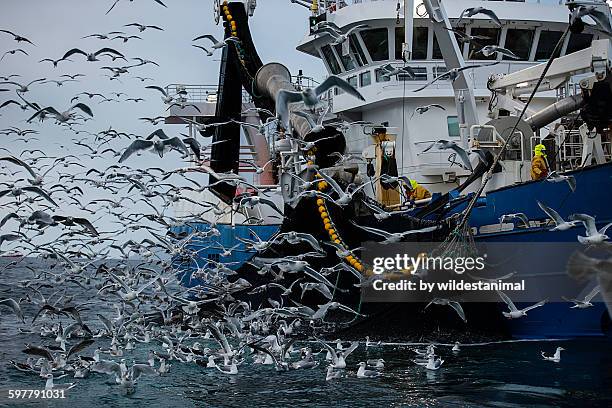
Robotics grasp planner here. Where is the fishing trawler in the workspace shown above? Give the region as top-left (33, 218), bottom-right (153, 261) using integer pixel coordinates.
top-left (168, 0), bottom-right (612, 338)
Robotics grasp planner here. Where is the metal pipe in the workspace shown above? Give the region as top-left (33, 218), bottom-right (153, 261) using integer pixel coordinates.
top-left (524, 93), bottom-right (585, 130)
top-left (254, 62), bottom-right (314, 139)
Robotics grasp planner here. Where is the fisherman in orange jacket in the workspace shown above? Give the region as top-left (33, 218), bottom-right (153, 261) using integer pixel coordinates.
top-left (407, 179), bottom-right (432, 201)
top-left (531, 144), bottom-right (549, 181)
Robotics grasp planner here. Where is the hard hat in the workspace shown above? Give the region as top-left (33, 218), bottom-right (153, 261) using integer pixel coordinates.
top-left (409, 179), bottom-right (418, 190)
top-left (534, 144), bottom-right (546, 153)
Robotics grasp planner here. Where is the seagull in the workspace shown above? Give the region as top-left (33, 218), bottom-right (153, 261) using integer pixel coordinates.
top-left (325, 365), bottom-right (343, 380)
top-left (0, 29), bottom-right (35, 45)
top-left (312, 23), bottom-right (369, 45)
top-left (412, 104), bottom-right (445, 117)
top-left (315, 171), bottom-right (378, 206)
top-left (497, 291), bottom-right (547, 319)
top-left (124, 23), bottom-right (164, 32)
top-left (318, 340), bottom-right (358, 369)
top-left (145, 85), bottom-right (175, 104)
top-left (192, 34), bottom-right (239, 49)
top-left (563, 285), bottom-right (600, 309)
top-left (366, 358), bottom-right (385, 369)
top-left (378, 63), bottom-right (417, 79)
top-left (351, 221), bottom-right (441, 244)
top-left (424, 298), bottom-right (467, 323)
top-left (1, 49), bottom-right (28, 61)
top-left (0, 78), bottom-right (46, 93)
top-left (452, 342), bottom-right (461, 352)
top-left (541, 347), bottom-right (564, 363)
top-left (119, 137), bottom-right (189, 162)
top-left (27, 103), bottom-right (93, 123)
top-left (356, 362), bottom-right (382, 378)
top-left (424, 355), bottom-right (444, 370)
top-left (61, 48), bottom-right (124, 62)
top-left (0, 298), bottom-right (24, 322)
top-left (413, 62), bottom-right (498, 93)
top-left (537, 201), bottom-right (580, 231)
top-left (292, 106), bottom-right (330, 133)
top-left (276, 75), bottom-right (365, 129)
top-left (476, 45), bottom-right (519, 60)
top-left (44, 374), bottom-right (77, 391)
top-left (458, 7), bottom-right (502, 27)
top-left (421, 139), bottom-right (474, 171)
top-left (569, 214), bottom-right (612, 245)
top-left (545, 171), bottom-right (576, 192)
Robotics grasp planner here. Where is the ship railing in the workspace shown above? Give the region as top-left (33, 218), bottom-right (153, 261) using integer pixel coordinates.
top-left (555, 129), bottom-right (612, 168)
top-left (165, 84), bottom-right (253, 104)
top-left (471, 124), bottom-right (525, 162)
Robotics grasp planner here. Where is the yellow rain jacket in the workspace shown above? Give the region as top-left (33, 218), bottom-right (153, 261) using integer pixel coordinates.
top-left (407, 180), bottom-right (432, 201)
top-left (531, 144), bottom-right (549, 181)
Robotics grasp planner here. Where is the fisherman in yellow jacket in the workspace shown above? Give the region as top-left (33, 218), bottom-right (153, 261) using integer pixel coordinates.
top-left (407, 179), bottom-right (432, 201)
top-left (531, 144), bottom-right (549, 181)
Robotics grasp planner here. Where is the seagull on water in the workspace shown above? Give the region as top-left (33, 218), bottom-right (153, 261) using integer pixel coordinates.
top-left (541, 347), bottom-right (564, 363)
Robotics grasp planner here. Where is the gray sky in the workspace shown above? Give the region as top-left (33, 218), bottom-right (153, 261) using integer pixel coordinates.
top-left (0, 0), bottom-right (324, 246)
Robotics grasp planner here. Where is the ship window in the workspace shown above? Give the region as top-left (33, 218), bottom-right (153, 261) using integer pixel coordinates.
top-left (432, 34), bottom-right (443, 59)
top-left (395, 27), bottom-right (429, 60)
top-left (398, 67), bottom-right (427, 81)
top-left (434, 66), bottom-right (448, 78)
top-left (349, 34), bottom-right (368, 66)
top-left (375, 67), bottom-right (391, 82)
top-left (534, 30), bottom-right (563, 61)
top-left (447, 116), bottom-right (460, 138)
top-left (334, 43), bottom-right (356, 71)
top-left (360, 71), bottom-right (371, 87)
top-left (468, 28), bottom-right (501, 60)
top-left (347, 75), bottom-right (358, 88)
top-left (503, 28), bottom-right (534, 61)
top-left (321, 45), bottom-right (342, 75)
top-left (566, 32), bottom-right (593, 54)
top-left (360, 28), bottom-right (389, 61)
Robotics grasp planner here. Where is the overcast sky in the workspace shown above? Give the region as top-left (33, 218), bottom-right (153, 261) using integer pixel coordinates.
top-left (0, 0), bottom-right (325, 248)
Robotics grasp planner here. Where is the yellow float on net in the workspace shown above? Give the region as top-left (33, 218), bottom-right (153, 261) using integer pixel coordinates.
top-left (322, 217), bottom-right (330, 225)
top-left (330, 234), bottom-right (338, 241)
top-left (324, 223), bottom-right (332, 230)
top-left (334, 239), bottom-right (342, 244)
top-left (320, 212), bottom-right (328, 219)
top-left (316, 198), bottom-right (324, 206)
top-left (318, 206), bottom-right (326, 213)
top-left (328, 229), bottom-right (335, 236)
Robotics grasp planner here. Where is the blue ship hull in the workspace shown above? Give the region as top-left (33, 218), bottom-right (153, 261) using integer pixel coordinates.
top-left (173, 162), bottom-right (612, 339)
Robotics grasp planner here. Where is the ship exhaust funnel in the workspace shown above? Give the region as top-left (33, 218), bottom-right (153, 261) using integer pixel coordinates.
top-left (524, 94), bottom-right (585, 130)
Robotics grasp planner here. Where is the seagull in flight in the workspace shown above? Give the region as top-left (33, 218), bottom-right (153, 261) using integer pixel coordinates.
top-left (458, 7), bottom-right (502, 27)
top-left (537, 201), bottom-right (580, 231)
top-left (0, 29), bottom-right (35, 45)
top-left (476, 45), bottom-right (519, 60)
top-left (413, 62), bottom-right (498, 92)
top-left (545, 171), bottom-right (576, 192)
top-left (563, 285), bottom-right (600, 309)
top-left (351, 221), bottom-right (441, 244)
top-left (421, 139), bottom-right (475, 171)
top-left (497, 290), bottom-right (546, 319)
top-left (276, 75), bottom-right (365, 129)
top-left (106, 0), bottom-right (167, 15)
top-left (27, 103), bottom-right (93, 124)
top-left (412, 104), bottom-right (445, 118)
top-left (569, 214), bottom-right (612, 245)
top-left (424, 298), bottom-right (467, 322)
top-left (192, 34), bottom-right (239, 49)
top-left (61, 48), bottom-right (124, 62)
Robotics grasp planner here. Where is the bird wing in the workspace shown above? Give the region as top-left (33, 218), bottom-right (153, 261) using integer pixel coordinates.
top-left (275, 90), bottom-right (302, 128)
top-left (163, 137), bottom-right (189, 156)
top-left (537, 201), bottom-right (564, 225)
top-left (206, 323), bottom-right (232, 355)
top-left (599, 222), bottom-right (612, 235)
top-left (448, 301), bottom-right (467, 322)
top-left (71, 103), bottom-right (93, 117)
top-left (193, 34), bottom-right (219, 44)
top-left (447, 144), bottom-right (473, 171)
top-left (584, 285), bottom-right (601, 302)
top-left (147, 129), bottom-right (170, 140)
top-left (26, 107), bottom-right (60, 123)
top-left (61, 49), bottom-right (88, 60)
top-left (314, 75), bottom-right (365, 101)
top-left (294, 233), bottom-right (324, 252)
top-left (291, 110), bottom-right (317, 128)
top-left (131, 363), bottom-right (157, 380)
top-left (0, 298), bottom-right (23, 321)
top-left (350, 221), bottom-right (391, 239)
top-left (0, 156), bottom-right (37, 178)
top-left (182, 137), bottom-right (201, 160)
top-left (145, 85), bottom-right (168, 97)
top-left (343, 341), bottom-right (360, 358)
top-left (480, 8), bottom-right (502, 27)
top-left (21, 186), bottom-right (58, 207)
top-left (315, 170), bottom-right (345, 196)
top-left (316, 340), bottom-right (338, 362)
top-left (22, 344), bottom-right (53, 361)
top-left (95, 48), bottom-right (124, 57)
top-left (522, 299), bottom-right (547, 312)
top-left (303, 265), bottom-right (336, 288)
top-left (570, 214), bottom-right (598, 236)
top-left (399, 225), bottom-right (441, 236)
top-left (92, 360), bottom-right (122, 376)
top-left (66, 339), bottom-right (95, 360)
top-left (119, 139), bottom-right (154, 163)
top-left (497, 290), bottom-right (518, 312)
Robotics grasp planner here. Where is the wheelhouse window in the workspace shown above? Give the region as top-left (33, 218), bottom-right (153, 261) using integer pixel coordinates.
top-left (434, 29), bottom-right (467, 60)
top-left (434, 66), bottom-right (448, 79)
top-left (375, 67), bottom-right (391, 82)
top-left (468, 28), bottom-right (501, 59)
top-left (360, 71), bottom-right (372, 87)
top-left (566, 32), bottom-right (593, 54)
top-left (347, 75), bottom-right (358, 88)
top-left (534, 30), bottom-right (564, 61)
top-left (398, 67), bottom-right (427, 81)
top-left (395, 26), bottom-right (428, 60)
top-left (447, 116), bottom-right (460, 138)
top-left (504, 28), bottom-right (534, 61)
top-left (320, 44), bottom-right (341, 74)
top-left (349, 34), bottom-right (368, 66)
top-left (360, 28), bottom-right (389, 61)
top-left (334, 43), bottom-right (356, 71)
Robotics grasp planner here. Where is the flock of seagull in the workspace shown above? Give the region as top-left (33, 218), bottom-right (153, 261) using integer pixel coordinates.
top-left (0, 0), bottom-right (610, 399)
